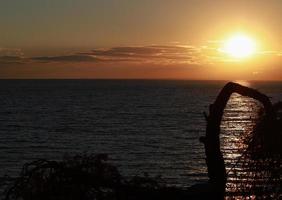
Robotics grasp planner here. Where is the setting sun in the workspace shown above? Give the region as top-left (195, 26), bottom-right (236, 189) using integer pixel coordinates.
top-left (222, 34), bottom-right (257, 59)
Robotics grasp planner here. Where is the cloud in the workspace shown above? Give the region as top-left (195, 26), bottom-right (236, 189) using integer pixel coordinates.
top-left (0, 48), bottom-right (27, 65)
top-left (25, 45), bottom-right (203, 66)
top-left (82, 45), bottom-right (202, 64)
top-left (4, 45), bottom-right (281, 67)
top-left (0, 48), bottom-right (23, 57)
top-left (32, 54), bottom-right (101, 63)
top-left (259, 51), bottom-right (282, 57)
top-left (0, 56), bottom-right (27, 65)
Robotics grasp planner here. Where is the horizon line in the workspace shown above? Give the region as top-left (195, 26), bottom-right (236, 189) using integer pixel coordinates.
top-left (0, 78), bottom-right (281, 82)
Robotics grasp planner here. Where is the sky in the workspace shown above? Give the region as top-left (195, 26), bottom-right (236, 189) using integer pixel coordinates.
top-left (0, 0), bottom-right (281, 80)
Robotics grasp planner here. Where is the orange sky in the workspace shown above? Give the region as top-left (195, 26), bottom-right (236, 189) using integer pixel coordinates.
top-left (0, 0), bottom-right (281, 80)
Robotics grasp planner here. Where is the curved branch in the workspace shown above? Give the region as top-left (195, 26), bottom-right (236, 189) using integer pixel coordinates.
top-left (211, 82), bottom-right (273, 127)
top-left (202, 82), bottom-right (273, 192)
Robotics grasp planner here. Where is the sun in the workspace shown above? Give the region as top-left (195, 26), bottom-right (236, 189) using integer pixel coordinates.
top-left (221, 34), bottom-right (256, 59)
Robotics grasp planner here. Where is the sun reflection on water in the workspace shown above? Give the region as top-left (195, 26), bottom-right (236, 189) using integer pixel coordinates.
top-left (220, 92), bottom-right (263, 199)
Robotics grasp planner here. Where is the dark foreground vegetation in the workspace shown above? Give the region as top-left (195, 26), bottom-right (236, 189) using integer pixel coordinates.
top-left (4, 82), bottom-right (281, 200)
top-left (4, 153), bottom-right (222, 200)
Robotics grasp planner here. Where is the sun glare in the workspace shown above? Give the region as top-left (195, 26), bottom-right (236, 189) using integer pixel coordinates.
top-left (222, 34), bottom-right (256, 59)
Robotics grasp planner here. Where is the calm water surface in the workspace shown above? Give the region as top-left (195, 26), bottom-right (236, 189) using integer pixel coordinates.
top-left (0, 80), bottom-right (281, 189)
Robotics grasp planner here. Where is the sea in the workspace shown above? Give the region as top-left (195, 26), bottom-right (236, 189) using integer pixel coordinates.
top-left (0, 80), bottom-right (281, 191)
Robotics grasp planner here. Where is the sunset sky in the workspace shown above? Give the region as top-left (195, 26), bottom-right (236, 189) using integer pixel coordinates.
top-left (0, 0), bottom-right (281, 80)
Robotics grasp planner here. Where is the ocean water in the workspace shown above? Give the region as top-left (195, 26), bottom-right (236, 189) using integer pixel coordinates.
top-left (0, 80), bottom-right (281, 189)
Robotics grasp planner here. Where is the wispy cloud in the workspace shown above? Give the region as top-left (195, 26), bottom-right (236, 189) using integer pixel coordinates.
top-left (0, 48), bottom-right (27, 65)
top-left (0, 48), bottom-right (23, 57)
top-left (29, 45), bottom-right (203, 65)
top-left (259, 51), bottom-right (282, 56)
top-left (1, 45), bottom-right (281, 67)
top-left (0, 56), bottom-right (27, 65)
top-left (1, 45), bottom-right (204, 66)
top-left (32, 54), bottom-right (101, 63)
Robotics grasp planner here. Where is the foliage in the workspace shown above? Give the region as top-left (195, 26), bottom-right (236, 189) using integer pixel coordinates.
top-left (4, 153), bottom-right (167, 200)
